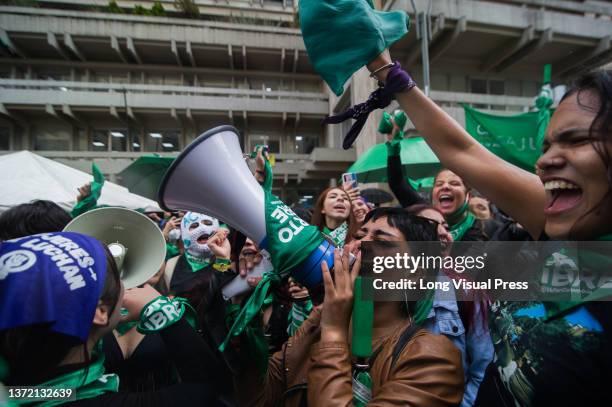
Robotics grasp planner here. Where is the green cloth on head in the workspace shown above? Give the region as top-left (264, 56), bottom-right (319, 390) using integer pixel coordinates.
top-left (71, 163), bottom-right (105, 218)
top-left (299, 0), bottom-right (409, 96)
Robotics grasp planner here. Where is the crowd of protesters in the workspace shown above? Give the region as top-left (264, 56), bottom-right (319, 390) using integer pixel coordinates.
top-left (0, 54), bottom-right (611, 407)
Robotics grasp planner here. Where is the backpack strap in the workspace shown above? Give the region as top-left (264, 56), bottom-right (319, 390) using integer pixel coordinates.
top-left (391, 324), bottom-right (422, 370)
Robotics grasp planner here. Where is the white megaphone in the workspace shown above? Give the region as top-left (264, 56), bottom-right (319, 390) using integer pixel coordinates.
top-left (158, 125), bottom-right (337, 292)
top-left (64, 207), bottom-right (167, 289)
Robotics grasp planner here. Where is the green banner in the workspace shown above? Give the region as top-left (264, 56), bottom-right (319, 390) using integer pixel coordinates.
top-left (464, 105), bottom-right (542, 173)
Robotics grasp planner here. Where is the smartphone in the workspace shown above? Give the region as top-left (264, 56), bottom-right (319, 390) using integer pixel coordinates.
top-left (342, 172), bottom-right (358, 189)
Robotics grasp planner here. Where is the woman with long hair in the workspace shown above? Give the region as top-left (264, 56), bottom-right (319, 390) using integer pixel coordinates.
top-left (310, 186), bottom-right (358, 247)
top-left (368, 55), bottom-right (612, 405)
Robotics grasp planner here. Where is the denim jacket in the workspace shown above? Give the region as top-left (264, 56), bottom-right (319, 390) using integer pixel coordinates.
top-left (423, 272), bottom-right (494, 407)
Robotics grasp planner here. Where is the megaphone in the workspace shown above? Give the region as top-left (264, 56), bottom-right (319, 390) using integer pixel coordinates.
top-left (63, 207), bottom-right (167, 289)
top-left (158, 125), bottom-right (336, 291)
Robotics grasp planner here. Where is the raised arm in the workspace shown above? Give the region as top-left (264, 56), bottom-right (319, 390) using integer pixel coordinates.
top-left (369, 55), bottom-right (546, 238)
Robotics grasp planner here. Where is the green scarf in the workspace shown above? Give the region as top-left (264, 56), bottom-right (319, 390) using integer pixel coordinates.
top-left (20, 345), bottom-right (118, 406)
top-left (447, 201), bottom-right (476, 241)
top-left (543, 233), bottom-right (612, 320)
top-left (225, 293), bottom-right (273, 376)
top-left (323, 222), bottom-right (348, 248)
top-left (71, 163), bottom-right (105, 218)
top-left (165, 243), bottom-right (180, 260)
top-left (183, 252), bottom-right (211, 272)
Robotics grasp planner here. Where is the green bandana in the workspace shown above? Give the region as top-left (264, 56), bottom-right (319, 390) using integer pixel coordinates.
top-left (353, 368), bottom-right (373, 407)
top-left (287, 299), bottom-right (314, 337)
top-left (21, 345), bottom-right (118, 406)
top-left (137, 296), bottom-right (197, 334)
top-left (165, 243), bottom-right (180, 260)
top-left (71, 163), bottom-right (105, 218)
top-left (183, 252), bottom-right (211, 272)
top-left (447, 201), bottom-right (476, 241)
top-left (323, 222), bottom-right (348, 248)
top-left (299, 0), bottom-right (409, 96)
top-left (543, 233), bottom-right (612, 320)
top-left (220, 150), bottom-right (325, 352)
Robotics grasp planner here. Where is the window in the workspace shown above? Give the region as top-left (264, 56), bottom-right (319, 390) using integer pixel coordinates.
top-left (0, 127), bottom-right (9, 150)
top-left (470, 78), bottom-right (506, 95)
top-left (91, 130), bottom-right (108, 151)
top-left (489, 80), bottom-right (505, 95)
top-left (33, 126), bottom-right (71, 151)
top-left (145, 130), bottom-right (180, 152)
top-left (249, 134), bottom-right (280, 153)
top-left (470, 78), bottom-right (487, 94)
top-left (110, 130), bottom-right (127, 152)
top-left (294, 134), bottom-right (318, 154)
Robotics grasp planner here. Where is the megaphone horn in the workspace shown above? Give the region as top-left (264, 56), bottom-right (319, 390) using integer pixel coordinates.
top-left (158, 125), bottom-right (337, 291)
top-left (63, 207), bottom-right (167, 289)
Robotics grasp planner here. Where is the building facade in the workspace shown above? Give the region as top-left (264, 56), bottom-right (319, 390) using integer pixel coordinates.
top-left (0, 0), bottom-right (611, 205)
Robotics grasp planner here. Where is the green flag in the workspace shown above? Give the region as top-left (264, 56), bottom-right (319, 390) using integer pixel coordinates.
top-left (71, 163), bottom-right (105, 218)
top-left (464, 105), bottom-right (542, 172)
top-left (535, 64), bottom-right (554, 150)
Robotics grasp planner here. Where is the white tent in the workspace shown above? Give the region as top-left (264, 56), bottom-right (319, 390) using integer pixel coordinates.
top-left (0, 151), bottom-right (160, 213)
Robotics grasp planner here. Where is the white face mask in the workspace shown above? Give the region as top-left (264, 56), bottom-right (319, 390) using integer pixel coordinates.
top-left (180, 212), bottom-right (220, 259)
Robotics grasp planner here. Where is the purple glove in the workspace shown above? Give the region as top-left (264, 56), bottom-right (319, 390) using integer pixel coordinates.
top-left (322, 62), bottom-right (416, 150)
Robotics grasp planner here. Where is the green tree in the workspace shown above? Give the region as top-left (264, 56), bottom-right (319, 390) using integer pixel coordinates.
top-left (150, 0), bottom-right (166, 16)
top-left (107, 0), bottom-right (123, 13)
top-left (174, 0), bottom-right (199, 18)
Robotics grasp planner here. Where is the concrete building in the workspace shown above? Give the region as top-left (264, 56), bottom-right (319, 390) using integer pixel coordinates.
top-left (1, 0), bottom-right (611, 205)
top-left (0, 0), bottom-right (355, 204)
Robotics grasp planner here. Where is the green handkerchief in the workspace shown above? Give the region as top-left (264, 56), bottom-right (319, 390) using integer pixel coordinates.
top-left (299, 0), bottom-right (410, 96)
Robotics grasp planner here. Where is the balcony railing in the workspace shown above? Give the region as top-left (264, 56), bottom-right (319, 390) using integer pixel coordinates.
top-left (0, 79), bottom-right (326, 102)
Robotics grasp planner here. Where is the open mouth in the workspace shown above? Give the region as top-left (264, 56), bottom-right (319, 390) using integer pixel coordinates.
top-left (437, 194), bottom-right (455, 210)
top-left (333, 204), bottom-right (347, 212)
top-left (197, 234), bottom-right (211, 244)
top-left (544, 179), bottom-right (582, 216)
top-left (242, 249), bottom-right (257, 257)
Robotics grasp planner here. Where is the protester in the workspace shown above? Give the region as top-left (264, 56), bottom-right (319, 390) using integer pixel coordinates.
top-left (310, 187), bottom-right (356, 247)
top-left (407, 204), bottom-right (493, 407)
top-left (0, 200), bottom-right (72, 241)
top-left (368, 56), bottom-right (612, 405)
top-left (351, 196), bottom-right (374, 224)
top-left (233, 208), bottom-right (464, 406)
top-left (0, 232), bottom-right (220, 405)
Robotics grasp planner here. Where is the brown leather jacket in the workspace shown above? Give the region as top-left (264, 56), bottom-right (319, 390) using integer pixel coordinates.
top-left (235, 308), bottom-right (464, 406)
